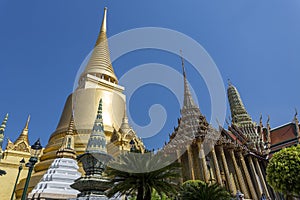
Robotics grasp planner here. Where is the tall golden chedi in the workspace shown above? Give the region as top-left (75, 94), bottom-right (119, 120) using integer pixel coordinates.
top-left (15, 7), bottom-right (144, 199)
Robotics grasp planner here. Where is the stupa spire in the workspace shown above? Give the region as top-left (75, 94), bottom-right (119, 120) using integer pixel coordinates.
top-left (0, 113), bottom-right (8, 135)
top-left (56, 116), bottom-right (76, 159)
top-left (227, 81), bottom-right (253, 127)
top-left (0, 113), bottom-right (8, 150)
top-left (86, 98), bottom-right (107, 153)
top-left (120, 105), bottom-right (130, 133)
top-left (180, 50), bottom-right (198, 110)
top-left (14, 115), bottom-right (30, 145)
top-left (71, 98), bottom-right (112, 198)
top-left (81, 7), bottom-right (118, 84)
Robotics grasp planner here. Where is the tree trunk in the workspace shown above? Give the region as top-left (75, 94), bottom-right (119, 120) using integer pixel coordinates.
top-left (144, 188), bottom-right (152, 200)
top-left (137, 186), bottom-right (144, 200)
top-left (286, 194), bottom-right (292, 200)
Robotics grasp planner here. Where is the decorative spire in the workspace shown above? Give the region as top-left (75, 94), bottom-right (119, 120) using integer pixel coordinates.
top-left (294, 108), bottom-right (298, 122)
top-left (120, 106), bottom-right (131, 133)
top-left (259, 113), bottom-right (264, 140)
top-left (267, 115), bottom-right (270, 125)
top-left (228, 78), bottom-right (232, 86)
top-left (81, 7), bottom-right (118, 84)
top-left (86, 98), bottom-right (107, 153)
top-left (266, 115), bottom-right (272, 152)
top-left (293, 109), bottom-right (300, 142)
top-left (259, 114), bottom-right (263, 126)
top-left (56, 116), bottom-right (76, 159)
top-left (0, 113), bottom-right (8, 150)
top-left (14, 115), bottom-right (30, 145)
top-left (0, 113), bottom-right (8, 135)
top-left (227, 81), bottom-right (253, 127)
top-left (180, 50), bottom-right (198, 110)
top-left (100, 7), bottom-right (107, 33)
top-left (73, 98), bottom-right (112, 193)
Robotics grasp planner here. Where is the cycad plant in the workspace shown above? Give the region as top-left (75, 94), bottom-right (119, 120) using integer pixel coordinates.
top-left (105, 151), bottom-right (181, 200)
top-left (180, 180), bottom-right (232, 200)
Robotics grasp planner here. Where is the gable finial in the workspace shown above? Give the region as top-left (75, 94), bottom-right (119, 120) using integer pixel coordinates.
top-left (259, 113), bottom-right (263, 124)
top-left (294, 108), bottom-right (298, 120)
top-left (267, 115), bottom-right (270, 124)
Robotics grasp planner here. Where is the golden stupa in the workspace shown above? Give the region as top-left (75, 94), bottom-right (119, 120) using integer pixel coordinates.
top-left (15, 7), bottom-right (144, 199)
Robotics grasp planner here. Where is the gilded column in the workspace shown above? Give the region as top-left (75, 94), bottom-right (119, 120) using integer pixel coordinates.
top-left (238, 151), bottom-right (258, 200)
top-left (187, 145), bottom-right (195, 180)
top-left (176, 149), bottom-right (184, 184)
top-left (229, 148), bottom-right (250, 198)
top-left (248, 156), bottom-right (263, 196)
top-left (176, 149), bottom-right (182, 164)
top-left (211, 146), bottom-right (223, 186)
top-left (218, 146), bottom-right (235, 193)
top-left (198, 142), bottom-right (209, 183)
top-left (192, 144), bottom-right (201, 180)
top-left (254, 158), bottom-right (270, 198)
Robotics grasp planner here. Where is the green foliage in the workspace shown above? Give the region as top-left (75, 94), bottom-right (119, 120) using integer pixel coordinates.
top-left (150, 190), bottom-right (174, 200)
top-left (128, 190), bottom-right (173, 200)
top-left (105, 152), bottom-right (181, 200)
top-left (266, 145), bottom-right (300, 197)
top-left (180, 180), bottom-right (231, 200)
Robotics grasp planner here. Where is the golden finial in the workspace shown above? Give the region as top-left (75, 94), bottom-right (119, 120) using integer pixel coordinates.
top-left (100, 7), bottom-right (107, 33)
top-left (24, 115), bottom-right (30, 130)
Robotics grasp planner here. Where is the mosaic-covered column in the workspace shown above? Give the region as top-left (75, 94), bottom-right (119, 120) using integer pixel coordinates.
top-left (254, 158), bottom-right (270, 198)
top-left (176, 149), bottom-right (184, 184)
top-left (218, 146), bottom-right (235, 193)
top-left (198, 142), bottom-right (209, 183)
top-left (228, 148), bottom-right (250, 198)
top-left (248, 156), bottom-right (263, 196)
top-left (211, 146), bottom-right (223, 186)
top-left (187, 145), bottom-right (195, 180)
top-left (238, 151), bottom-right (257, 200)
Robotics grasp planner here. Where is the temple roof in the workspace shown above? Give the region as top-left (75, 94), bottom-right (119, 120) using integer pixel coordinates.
top-left (270, 122), bottom-right (299, 155)
top-left (80, 7), bottom-right (118, 84)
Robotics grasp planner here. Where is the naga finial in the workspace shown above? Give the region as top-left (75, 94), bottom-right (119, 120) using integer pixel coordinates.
top-left (259, 113), bottom-right (262, 124)
top-left (294, 108), bottom-right (298, 119)
top-left (267, 115), bottom-right (270, 124)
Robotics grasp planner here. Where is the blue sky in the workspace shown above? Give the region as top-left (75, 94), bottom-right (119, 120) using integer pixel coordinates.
top-left (1, 0), bottom-right (300, 149)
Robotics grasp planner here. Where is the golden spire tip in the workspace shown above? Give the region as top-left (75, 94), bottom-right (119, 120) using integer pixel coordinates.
top-left (25, 115), bottom-right (30, 129)
top-left (100, 7), bottom-right (107, 32)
